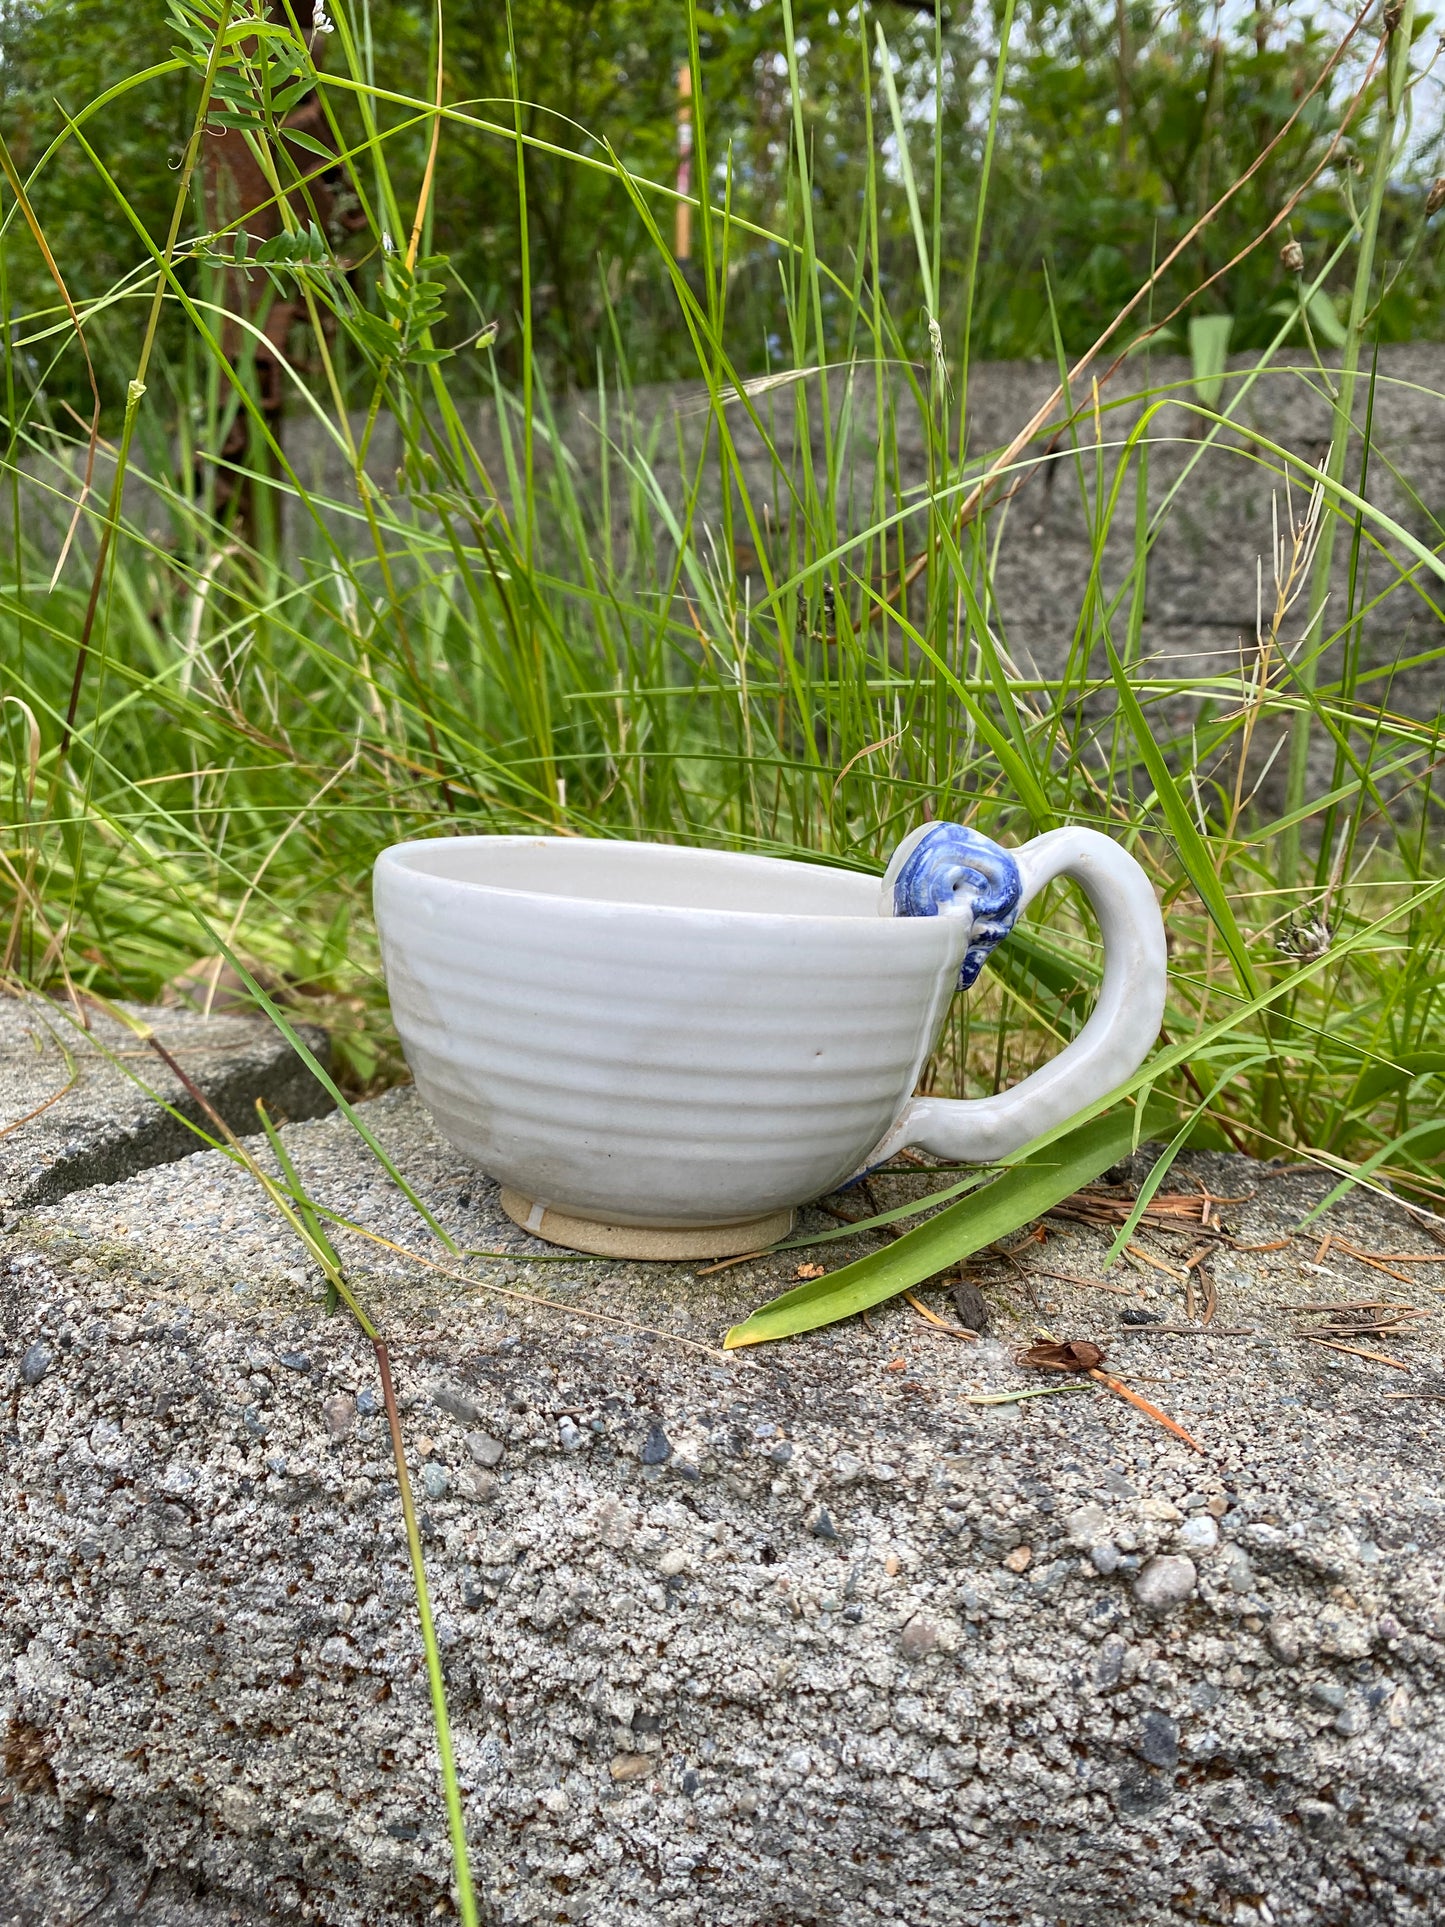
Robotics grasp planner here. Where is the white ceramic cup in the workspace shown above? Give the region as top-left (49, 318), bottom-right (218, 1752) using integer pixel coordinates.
top-left (373, 827), bottom-right (1167, 1258)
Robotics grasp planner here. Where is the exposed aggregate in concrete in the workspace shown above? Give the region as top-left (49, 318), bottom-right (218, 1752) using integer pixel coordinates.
top-left (2, 1085), bottom-right (1445, 1924)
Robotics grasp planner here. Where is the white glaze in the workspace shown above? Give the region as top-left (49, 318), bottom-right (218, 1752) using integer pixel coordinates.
top-left (373, 829), bottom-right (1167, 1235)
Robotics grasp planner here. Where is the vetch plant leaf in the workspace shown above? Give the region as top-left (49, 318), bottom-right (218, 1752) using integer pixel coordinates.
top-left (723, 1098), bottom-right (1179, 1348)
top-left (1188, 313), bottom-right (1233, 407)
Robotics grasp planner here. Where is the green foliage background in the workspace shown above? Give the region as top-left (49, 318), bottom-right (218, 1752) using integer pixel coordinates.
top-left (1, 0), bottom-right (1441, 410)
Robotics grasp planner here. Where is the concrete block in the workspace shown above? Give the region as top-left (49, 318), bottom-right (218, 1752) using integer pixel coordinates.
top-left (0, 998), bottom-right (333, 1215)
top-left (3, 1093), bottom-right (1444, 1923)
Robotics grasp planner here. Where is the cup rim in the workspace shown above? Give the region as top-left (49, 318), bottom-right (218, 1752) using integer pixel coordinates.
top-left (374, 832), bottom-right (961, 936)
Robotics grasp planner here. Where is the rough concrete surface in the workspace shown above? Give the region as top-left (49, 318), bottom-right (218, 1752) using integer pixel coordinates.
top-left (0, 996), bottom-right (333, 1213)
top-left (3, 1062), bottom-right (1445, 1925)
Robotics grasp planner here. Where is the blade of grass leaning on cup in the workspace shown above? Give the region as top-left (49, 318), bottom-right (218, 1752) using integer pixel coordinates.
top-left (772, 1171), bottom-right (998, 1250)
top-left (724, 1097), bottom-right (1183, 1348)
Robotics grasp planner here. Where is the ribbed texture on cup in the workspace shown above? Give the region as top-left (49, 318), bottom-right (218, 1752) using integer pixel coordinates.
top-left (375, 848), bottom-right (961, 1228)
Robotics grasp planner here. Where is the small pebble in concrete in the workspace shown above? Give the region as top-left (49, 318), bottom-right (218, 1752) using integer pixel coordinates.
top-left (1223, 1547), bottom-right (1255, 1594)
top-left (465, 1432), bottom-right (504, 1468)
top-left (809, 1506), bottom-right (839, 1541)
top-left (1133, 1554), bottom-right (1197, 1614)
top-left (421, 1464), bottom-right (448, 1501)
top-left (610, 1754), bottom-right (650, 1782)
top-left (277, 1351), bottom-right (311, 1373)
top-left (1136, 1711), bottom-right (1179, 1769)
top-left (456, 1468), bottom-right (495, 1503)
top-left (1176, 1514), bottom-right (1220, 1554)
top-left (1066, 1504), bottom-right (1108, 1550)
top-left (1091, 1542), bottom-right (1122, 1576)
top-left (355, 1388), bottom-right (379, 1417)
top-left (321, 1393), bottom-right (356, 1438)
top-left (1002, 1545), bottom-right (1033, 1573)
top-left (557, 1417), bottom-right (584, 1452)
top-left (900, 1615), bottom-right (940, 1660)
top-left (19, 1340), bottom-right (52, 1386)
top-left (431, 1383), bottom-right (482, 1425)
top-left (1269, 1622), bottom-right (1302, 1664)
top-left (640, 1424), bottom-right (671, 1466)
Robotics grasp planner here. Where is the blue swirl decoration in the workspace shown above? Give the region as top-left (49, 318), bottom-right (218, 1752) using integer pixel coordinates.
top-left (890, 822), bottom-right (1023, 990)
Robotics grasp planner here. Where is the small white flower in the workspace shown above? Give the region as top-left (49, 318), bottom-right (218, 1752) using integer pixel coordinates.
top-left (311, 1), bottom-right (335, 34)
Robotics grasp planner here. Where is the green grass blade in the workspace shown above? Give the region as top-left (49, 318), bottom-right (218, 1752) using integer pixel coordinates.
top-left (724, 1098), bottom-right (1179, 1348)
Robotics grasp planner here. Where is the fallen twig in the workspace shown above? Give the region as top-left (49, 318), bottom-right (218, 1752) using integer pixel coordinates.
top-left (695, 1249), bottom-right (770, 1276)
top-left (1018, 1338), bottom-right (1205, 1454)
top-left (1126, 1242), bottom-right (1189, 1280)
top-left (1089, 1367), bottom-right (1206, 1453)
top-left (1303, 1335), bottom-right (1411, 1370)
top-left (0, 1067), bottom-right (79, 1140)
top-left (903, 1289), bottom-right (979, 1340)
top-left (1026, 1267), bottom-right (1137, 1296)
top-left (1108, 1324), bottom-right (1257, 1337)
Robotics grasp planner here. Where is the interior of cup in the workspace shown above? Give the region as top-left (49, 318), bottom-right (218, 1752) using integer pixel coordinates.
top-left (385, 836), bottom-right (886, 919)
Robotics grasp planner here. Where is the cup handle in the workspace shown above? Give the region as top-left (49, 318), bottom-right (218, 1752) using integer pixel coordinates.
top-left (872, 825), bottom-right (1168, 1166)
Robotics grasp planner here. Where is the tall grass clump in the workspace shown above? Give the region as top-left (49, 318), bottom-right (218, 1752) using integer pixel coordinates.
top-left (2, 0), bottom-right (1445, 1902)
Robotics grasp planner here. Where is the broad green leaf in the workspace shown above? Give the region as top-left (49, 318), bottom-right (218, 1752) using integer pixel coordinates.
top-left (1188, 314), bottom-right (1233, 407)
top-left (1353, 1050), bottom-right (1445, 1109)
top-left (1306, 288), bottom-right (1348, 349)
top-left (723, 1098), bottom-right (1179, 1349)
